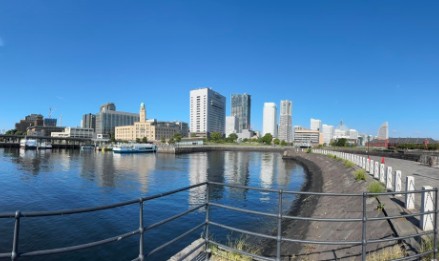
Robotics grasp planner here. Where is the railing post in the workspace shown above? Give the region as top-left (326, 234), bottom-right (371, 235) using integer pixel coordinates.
top-left (434, 187), bottom-right (438, 260)
top-left (361, 193), bottom-right (367, 261)
top-left (276, 190), bottom-right (283, 261)
top-left (12, 211), bottom-right (20, 261)
top-left (138, 199), bottom-right (144, 261)
top-left (204, 182), bottom-right (210, 257)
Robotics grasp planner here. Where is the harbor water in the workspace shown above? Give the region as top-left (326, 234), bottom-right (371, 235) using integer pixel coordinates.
top-left (0, 148), bottom-right (306, 260)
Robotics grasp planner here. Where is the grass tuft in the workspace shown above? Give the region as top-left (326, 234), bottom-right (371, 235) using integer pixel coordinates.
top-left (366, 245), bottom-right (405, 261)
top-left (368, 181), bottom-right (386, 194)
top-left (354, 169), bottom-right (366, 181)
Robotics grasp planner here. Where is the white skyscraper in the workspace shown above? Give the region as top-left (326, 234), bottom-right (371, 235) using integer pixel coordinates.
top-left (310, 118), bottom-right (322, 132)
top-left (378, 122), bottom-right (389, 140)
top-left (322, 124), bottom-right (334, 145)
top-left (190, 88), bottom-right (226, 135)
top-left (278, 100), bottom-right (293, 142)
top-left (263, 102), bottom-right (277, 138)
top-left (225, 116), bottom-right (238, 137)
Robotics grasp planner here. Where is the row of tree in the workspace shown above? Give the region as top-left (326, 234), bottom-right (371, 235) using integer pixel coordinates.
top-left (208, 132), bottom-right (289, 146)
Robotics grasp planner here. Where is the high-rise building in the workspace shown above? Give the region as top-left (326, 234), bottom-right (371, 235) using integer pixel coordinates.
top-left (115, 103), bottom-right (188, 141)
top-left (15, 114), bottom-right (44, 133)
top-left (82, 113), bottom-right (96, 131)
top-left (310, 118), bottom-right (322, 132)
top-left (278, 100), bottom-right (293, 142)
top-left (322, 124), bottom-right (334, 145)
top-left (225, 116), bottom-right (239, 137)
top-left (190, 88), bottom-right (226, 135)
top-left (231, 94), bottom-right (251, 132)
top-left (95, 102), bottom-right (139, 137)
top-left (378, 122), bottom-right (389, 140)
top-left (263, 102), bottom-right (277, 138)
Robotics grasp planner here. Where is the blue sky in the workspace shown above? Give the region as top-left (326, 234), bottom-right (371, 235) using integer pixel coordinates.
top-left (0, 1), bottom-right (438, 138)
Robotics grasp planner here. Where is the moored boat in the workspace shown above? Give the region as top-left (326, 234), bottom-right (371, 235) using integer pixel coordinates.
top-left (20, 139), bottom-right (38, 149)
top-left (113, 143), bottom-right (157, 153)
top-left (38, 141), bottom-right (52, 149)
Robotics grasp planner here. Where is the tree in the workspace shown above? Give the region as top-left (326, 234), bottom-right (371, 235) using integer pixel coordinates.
top-left (210, 132), bottom-right (223, 143)
top-left (141, 137), bottom-right (148, 143)
top-left (334, 138), bottom-right (347, 147)
top-left (280, 140), bottom-right (287, 146)
top-left (160, 137), bottom-right (166, 143)
top-left (261, 133), bottom-right (273, 144)
top-left (168, 137), bottom-right (175, 144)
top-left (173, 133), bottom-right (182, 142)
top-left (228, 133), bottom-right (238, 142)
top-left (273, 138), bottom-right (280, 145)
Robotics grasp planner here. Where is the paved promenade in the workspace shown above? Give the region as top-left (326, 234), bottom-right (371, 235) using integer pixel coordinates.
top-left (367, 155), bottom-right (439, 210)
top-left (265, 152), bottom-right (398, 261)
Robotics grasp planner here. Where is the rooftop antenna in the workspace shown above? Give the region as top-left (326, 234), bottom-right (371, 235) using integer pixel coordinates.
top-left (48, 107), bottom-right (53, 118)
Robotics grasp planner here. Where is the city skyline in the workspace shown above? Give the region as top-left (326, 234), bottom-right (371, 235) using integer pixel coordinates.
top-left (1, 1), bottom-right (438, 138)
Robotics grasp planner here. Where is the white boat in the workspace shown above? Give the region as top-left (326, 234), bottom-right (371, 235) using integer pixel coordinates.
top-left (20, 139), bottom-right (38, 149)
top-left (113, 143), bottom-right (157, 154)
top-left (38, 141), bottom-right (52, 149)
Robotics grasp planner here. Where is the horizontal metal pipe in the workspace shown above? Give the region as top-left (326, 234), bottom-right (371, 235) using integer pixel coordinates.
top-left (367, 210), bottom-right (436, 221)
top-left (281, 237), bottom-right (361, 246)
top-left (20, 229), bottom-right (139, 257)
top-left (367, 231), bottom-right (433, 244)
top-left (390, 250), bottom-right (434, 261)
top-left (209, 202), bottom-right (277, 218)
top-left (144, 204), bottom-right (205, 232)
top-left (172, 240), bottom-right (205, 261)
top-left (146, 223), bottom-right (205, 257)
top-left (208, 221), bottom-right (277, 240)
top-left (0, 183), bottom-right (208, 218)
top-left (282, 214), bottom-right (362, 222)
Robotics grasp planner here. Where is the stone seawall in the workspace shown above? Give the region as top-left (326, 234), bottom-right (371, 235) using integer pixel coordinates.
top-left (157, 145), bottom-right (291, 154)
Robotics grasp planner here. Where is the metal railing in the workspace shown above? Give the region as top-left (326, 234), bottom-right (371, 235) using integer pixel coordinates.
top-left (0, 182), bottom-right (437, 260)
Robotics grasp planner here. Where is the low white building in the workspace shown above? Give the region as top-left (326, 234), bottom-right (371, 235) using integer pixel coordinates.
top-left (51, 127), bottom-right (94, 139)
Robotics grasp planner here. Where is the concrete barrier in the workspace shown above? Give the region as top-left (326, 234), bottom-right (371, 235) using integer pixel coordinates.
top-left (370, 160), bottom-right (374, 176)
top-left (394, 170), bottom-right (402, 197)
top-left (420, 186), bottom-right (435, 231)
top-left (374, 162), bottom-right (379, 179)
top-left (386, 166), bottom-right (393, 190)
top-left (380, 164), bottom-right (386, 183)
top-left (405, 176), bottom-right (415, 210)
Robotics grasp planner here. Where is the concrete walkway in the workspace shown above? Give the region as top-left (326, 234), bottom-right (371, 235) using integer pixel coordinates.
top-left (367, 155), bottom-right (439, 210)
top-left (273, 152), bottom-right (398, 261)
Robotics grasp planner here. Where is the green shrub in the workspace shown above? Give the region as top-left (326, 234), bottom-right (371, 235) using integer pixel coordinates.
top-left (354, 169), bottom-right (366, 181)
top-left (368, 181), bottom-right (386, 194)
top-left (343, 160), bottom-right (355, 168)
top-left (306, 148), bottom-right (312, 153)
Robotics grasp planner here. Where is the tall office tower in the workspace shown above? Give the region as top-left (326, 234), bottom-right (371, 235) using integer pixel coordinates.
top-left (310, 118), bottom-right (322, 132)
top-left (322, 124), bottom-right (334, 145)
top-left (82, 113), bottom-right (96, 131)
top-left (278, 100), bottom-right (293, 142)
top-left (378, 122), bottom-right (389, 140)
top-left (190, 88), bottom-right (226, 135)
top-left (225, 115), bottom-right (238, 137)
top-left (231, 93), bottom-right (251, 132)
top-left (263, 102), bottom-right (277, 137)
top-left (95, 102), bottom-right (139, 137)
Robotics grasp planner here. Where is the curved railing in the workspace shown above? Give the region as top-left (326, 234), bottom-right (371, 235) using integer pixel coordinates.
top-left (0, 181), bottom-right (437, 260)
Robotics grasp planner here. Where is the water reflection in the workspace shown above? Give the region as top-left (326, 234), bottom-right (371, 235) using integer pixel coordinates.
top-left (6, 148), bottom-right (54, 175)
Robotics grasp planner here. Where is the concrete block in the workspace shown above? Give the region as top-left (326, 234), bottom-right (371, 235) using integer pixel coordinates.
top-left (380, 164), bottom-right (386, 183)
top-left (374, 162), bottom-right (379, 179)
top-left (394, 170), bottom-right (402, 197)
top-left (420, 186), bottom-right (435, 231)
top-left (386, 166), bottom-right (393, 190)
top-left (370, 160), bottom-right (374, 175)
top-left (366, 159), bottom-right (370, 172)
top-left (405, 176), bottom-right (415, 210)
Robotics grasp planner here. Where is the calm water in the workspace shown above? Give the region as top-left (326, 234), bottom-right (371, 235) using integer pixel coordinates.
top-left (0, 148), bottom-right (306, 260)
